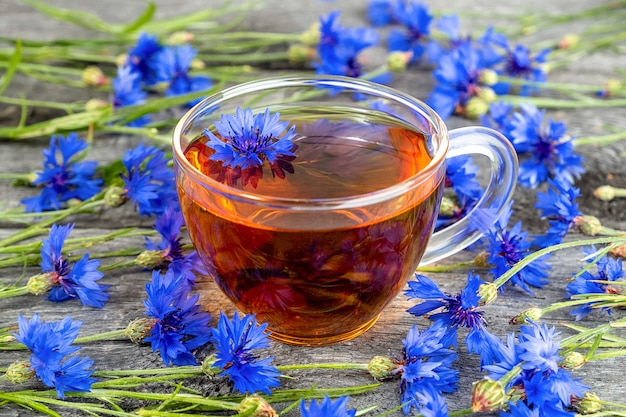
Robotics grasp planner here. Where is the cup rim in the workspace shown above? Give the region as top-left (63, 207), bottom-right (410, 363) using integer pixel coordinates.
top-left (172, 75), bottom-right (449, 210)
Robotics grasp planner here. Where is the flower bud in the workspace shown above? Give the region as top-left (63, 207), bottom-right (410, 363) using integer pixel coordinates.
top-left (85, 98), bottom-right (110, 112)
top-left (509, 307), bottom-right (542, 325)
top-left (438, 195), bottom-right (460, 217)
top-left (593, 185), bottom-right (616, 201)
top-left (135, 250), bottom-right (168, 269)
top-left (610, 243), bottom-right (626, 258)
top-left (167, 31), bottom-right (194, 45)
top-left (558, 33), bottom-right (580, 49)
top-left (0, 334), bottom-right (16, 343)
top-left (287, 44), bottom-right (315, 65)
top-left (465, 97), bottom-right (489, 119)
top-left (82, 65), bottom-right (108, 87)
top-left (190, 58), bottom-right (205, 70)
top-left (561, 351), bottom-right (586, 370)
top-left (573, 392), bottom-right (603, 414)
top-left (201, 353), bottom-right (221, 377)
top-left (238, 395), bottom-right (278, 417)
top-left (471, 378), bottom-right (506, 412)
top-left (104, 186), bottom-right (127, 208)
top-left (477, 282), bottom-right (498, 306)
top-left (124, 318), bottom-right (156, 343)
top-left (479, 69), bottom-right (499, 86)
top-left (367, 355), bottom-right (397, 380)
top-left (5, 361), bottom-right (36, 384)
top-left (574, 215), bottom-right (603, 236)
top-left (477, 86), bottom-right (497, 103)
top-left (386, 51), bottom-right (412, 72)
top-left (115, 53), bottom-right (128, 67)
top-left (26, 273), bottom-right (54, 295)
top-left (300, 22), bottom-right (320, 46)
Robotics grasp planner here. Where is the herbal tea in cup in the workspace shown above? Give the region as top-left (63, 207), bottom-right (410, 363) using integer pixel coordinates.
top-left (172, 76), bottom-right (518, 346)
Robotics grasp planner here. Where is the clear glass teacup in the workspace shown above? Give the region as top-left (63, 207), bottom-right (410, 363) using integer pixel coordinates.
top-left (172, 75), bottom-right (518, 346)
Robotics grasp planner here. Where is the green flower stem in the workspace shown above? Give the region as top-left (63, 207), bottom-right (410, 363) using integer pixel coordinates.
top-left (0, 193), bottom-right (106, 248)
top-left (0, 391), bottom-right (137, 417)
top-left (0, 286), bottom-right (29, 299)
top-left (499, 364), bottom-right (522, 388)
top-left (498, 94), bottom-right (626, 109)
top-left (0, 95), bottom-right (85, 112)
top-left (198, 51), bottom-right (289, 64)
top-left (0, 173), bottom-right (31, 181)
top-left (574, 130), bottom-right (626, 147)
top-left (416, 261), bottom-right (478, 273)
top-left (277, 362), bottom-right (370, 372)
top-left (492, 235), bottom-right (626, 291)
top-left (558, 317), bottom-right (626, 352)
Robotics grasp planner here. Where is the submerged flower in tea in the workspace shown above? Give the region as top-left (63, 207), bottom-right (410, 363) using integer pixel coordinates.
top-left (203, 107), bottom-right (298, 187)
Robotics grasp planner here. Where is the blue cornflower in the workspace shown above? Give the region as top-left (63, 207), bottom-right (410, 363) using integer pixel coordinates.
top-left (111, 65), bottom-right (150, 127)
top-left (480, 101), bottom-right (516, 139)
top-left (14, 314), bottom-right (95, 399)
top-left (120, 142), bottom-right (179, 216)
top-left (480, 29), bottom-right (550, 96)
top-left (532, 178), bottom-right (582, 248)
top-left (426, 42), bottom-right (492, 120)
top-left (39, 223), bottom-right (109, 308)
top-left (143, 207), bottom-right (208, 286)
top-left (387, 1), bottom-right (434, 64)
top-left (22, 133), bottom-right (102, 213)
top-left (426, 14), bottom-right (462, 64)
top-left (366, 0), bottom-right (400, 26)
top-left (150, 44), bottom-right (212, 107)
top-left (315, 12), bottom-right (388, 83)
top-left (438, 154), bottom-right (483, 228)
top-left (509, 103), bottom-right (584, 189)
top-left (143, 268), bottom-right (212, 366)
top-left (210, 311), bottom-right (281, 395)
top-left (395, 321), bottom-right (459, 414)
top-left (480, 204), bottom-right (552, 296)
top-left (517, 322), bottom-right (561, 373)
top-left (300, 395), bottom-right (356, 417)
top-left (482, 321), bottom-right (589, 417)
top-left (204, 107), bottom-right (298, 187)
top-left (405, 272), bottom-right (500, 367)
top-left (126, 32), bottom-right (163, 85)
top-left (566, 247), bottom-right (624, 320)
top-left (416, 388), bottom-right (449, 417)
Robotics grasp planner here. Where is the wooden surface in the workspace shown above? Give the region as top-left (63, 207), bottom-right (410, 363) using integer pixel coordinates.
top-left (1, 0), bottom-right (626, 416)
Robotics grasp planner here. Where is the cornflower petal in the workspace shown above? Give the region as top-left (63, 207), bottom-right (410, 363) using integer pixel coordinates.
top-left (565, 247), bottom-right (624, 320)
top-left (143, 269), bottom-right (212, 366)
top-left (22, 134), bottom-right (102, 213)
top-left (397, 321), bottom-right (459, 414)
top-left (111, 65), bottom-right (150, 127)
top-left (300, 395), bottom-right (356, 417)
top-left (121, 143), bottom-right (179, 216)
top-left (13, 314), bottom-right (95, 398)
top-left (509, 104), bottom-right (585, 189)
top-left (211, 312), bottom-right (280, 395)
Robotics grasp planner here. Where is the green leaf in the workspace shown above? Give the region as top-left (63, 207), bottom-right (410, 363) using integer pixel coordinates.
top-left (0, 39), bottom-right (21, 96)
top-left (20, 0), bottom-right (155, 35)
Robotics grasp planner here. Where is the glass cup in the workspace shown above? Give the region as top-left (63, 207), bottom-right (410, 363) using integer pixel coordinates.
top-left (172, 75), bottom-right (518, 346)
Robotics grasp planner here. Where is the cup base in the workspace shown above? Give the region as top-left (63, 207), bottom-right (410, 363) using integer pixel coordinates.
top-left (267, 314), bottom-right (381, 346)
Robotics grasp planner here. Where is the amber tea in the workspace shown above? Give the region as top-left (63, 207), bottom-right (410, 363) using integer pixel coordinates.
top-left (177, 114), bottom-right (443, 345)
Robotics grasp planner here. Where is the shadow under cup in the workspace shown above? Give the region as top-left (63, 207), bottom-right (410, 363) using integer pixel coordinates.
top-left (172, 77), bottom-right (459, 346)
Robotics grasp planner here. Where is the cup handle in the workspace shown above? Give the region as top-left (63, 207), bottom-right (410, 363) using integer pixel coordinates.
top-left (419, 126), bottom-right (519, 265)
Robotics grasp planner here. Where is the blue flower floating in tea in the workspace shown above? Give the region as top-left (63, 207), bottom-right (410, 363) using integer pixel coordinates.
top-left (202, 107), bottom-right (298, 188)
